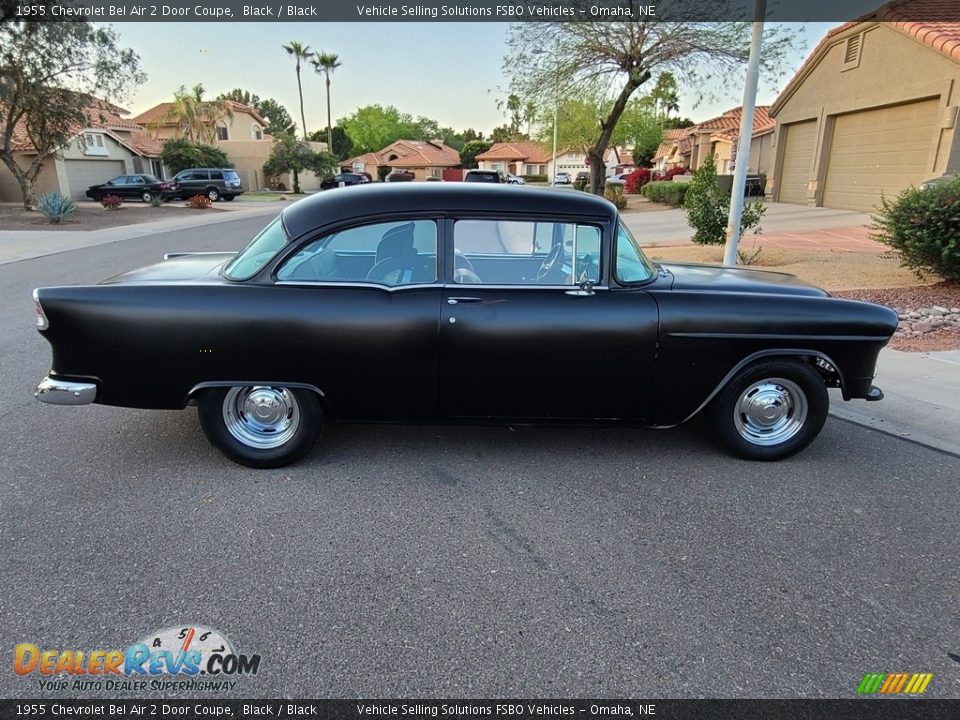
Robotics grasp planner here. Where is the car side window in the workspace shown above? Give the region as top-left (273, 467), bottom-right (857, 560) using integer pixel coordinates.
top-left (614, 222), bottom-right (655, 284)
top-left (128, 176), bottom-right (144, 185)
top-left (193, 170), bottom-right (210, 181)
top-left (210, 170), bottom-right (223, 180)
top-left (177, 172), bottom-right (193, 181)
top-left (452, 220), bottom-right (601, 286)
top-left (276, 220), bottom-right (438, 287)
top-left (110, 176), bottom-right (127, 186)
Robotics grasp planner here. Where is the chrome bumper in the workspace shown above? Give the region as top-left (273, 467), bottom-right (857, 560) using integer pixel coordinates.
top-left (35, 376), bottom-right (97, 405)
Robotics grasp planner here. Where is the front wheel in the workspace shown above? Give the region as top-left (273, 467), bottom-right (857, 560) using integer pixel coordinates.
top-left (206, 187), bottom-right (221, 202)
top-left (706, 360), bottom-right (828, 461)
top-left (141, 191), bottom-right (153, 203)
top-left (198, 386), bottom-right (324, 468)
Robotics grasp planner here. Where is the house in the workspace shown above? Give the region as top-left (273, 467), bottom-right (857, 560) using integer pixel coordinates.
top-left (654, 108), bottom-right (775, 177)
top-left (476, 142), bottom-right (620, 179)
top-left (132, 100), bottom-right (326, 191)
top-left (342, 139), bottom-right (461, 180)
top-left (769, 0), bottom-right (960, 211)
top-left (0, 99), bottom-right (166, 202)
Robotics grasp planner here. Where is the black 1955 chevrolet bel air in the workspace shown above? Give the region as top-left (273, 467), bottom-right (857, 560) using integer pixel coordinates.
top-left (33, 184), bottom-right (896, 467)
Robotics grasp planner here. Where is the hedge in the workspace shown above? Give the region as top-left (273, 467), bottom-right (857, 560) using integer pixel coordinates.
top-left (642, 181), bottom-right (688, 206)
top-left (521, 174), bottom-right (548, 183)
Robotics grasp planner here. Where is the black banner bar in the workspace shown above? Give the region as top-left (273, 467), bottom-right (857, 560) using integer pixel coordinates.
top-left (2, 700), bottom-right (960, 720)
top-left (4, 0), bottom-right (960, 23)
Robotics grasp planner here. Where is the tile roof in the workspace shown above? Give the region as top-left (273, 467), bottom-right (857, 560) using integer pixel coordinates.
top-left (131, 100), bottom-right (267, 128)
top-left (341, 152), bottom-right (382, 168)
top-left (475, 141), bottom-right (553, 164)
top-left (380, 139), bottom-right (461, 167)
top-left (772, 1), bottom-right (960, 115)
top-left (653, 109), bottom-right (773, 162)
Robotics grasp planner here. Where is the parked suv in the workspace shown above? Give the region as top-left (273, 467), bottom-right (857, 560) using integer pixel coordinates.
top-left (170, 168), bottom-right (244, 201)
top-left (464, 169), bottom-right (505, 184)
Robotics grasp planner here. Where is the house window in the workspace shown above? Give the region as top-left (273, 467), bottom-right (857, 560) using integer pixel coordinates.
top-left (251, 124), bottom-right (263, 140)
top-left (216, 126), bottom-right (229, 141)
top-left (83, 133), bottom-right (107, 156)
top-left (842, 32), bottom-right (863, 70)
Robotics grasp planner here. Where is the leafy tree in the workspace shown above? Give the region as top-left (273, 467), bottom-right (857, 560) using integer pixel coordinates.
top-left (617, 99), bottom-right (662, 167)
top-left (683, 154), bottom-right (765, 245)
top-left (490, 125), bottom-right (517, 143)
top-left (164, 84), bottom-right (232, 144)
top-left (282, 41), bottom-right (312, 139)
top-left (262, 133), bottom-right (336, 194)
top-left (216, 90), bottom-right (294, 135)
top-left (649, 72), bottom-right (681, 127)
top-left (310, 51), bottom-right (341, 152)
top-left (160, 138), bottom-right (230, 175)
top-left (460, 128), bottom-right (485, 143)
top-left (339, 104), bottom-right (418, 154)
top-left (664, 117), bottom-right (695, 130)
top-left (460, 140), bottom-right (492, 169)
top-left (505, 13), bottom-right (798, 194)
top-left (0, 21), bottom-right (145, 208)
top-left (309, 126), bottom-right (353, 160)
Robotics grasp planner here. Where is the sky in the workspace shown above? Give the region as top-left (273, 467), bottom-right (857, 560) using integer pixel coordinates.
top-left (112, 21), bottom-right (842, 135)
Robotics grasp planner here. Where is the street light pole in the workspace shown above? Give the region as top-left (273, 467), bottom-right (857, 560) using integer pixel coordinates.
top-left (723, 0), bottom-right (766, 267)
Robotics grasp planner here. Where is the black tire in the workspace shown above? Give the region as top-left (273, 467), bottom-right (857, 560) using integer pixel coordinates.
top-left (222, 195), bottom-right (235, 201)
top-left (206, 187), bottom-right (221, 202)
top-left (141, 191), bottom-right (153, 203)
top-left (706, 359), bottom-right (828, 461)
top-left (198, 386), bottom-right (324, 468)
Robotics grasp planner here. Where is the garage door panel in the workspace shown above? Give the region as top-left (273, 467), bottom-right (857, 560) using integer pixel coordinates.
top-left (823, 100), bottom-right (939, 212)
top-left (778, 120), bottom-right (817, 205)
top-left (64, 160), bottom-right (126, 200)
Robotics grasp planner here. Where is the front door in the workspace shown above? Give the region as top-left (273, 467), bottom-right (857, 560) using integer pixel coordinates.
top-left (439, 218), bottom-right (659, 420)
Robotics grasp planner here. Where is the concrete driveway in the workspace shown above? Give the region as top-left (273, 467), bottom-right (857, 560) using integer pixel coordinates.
top-left (623, 202), bottom-right (876, 249)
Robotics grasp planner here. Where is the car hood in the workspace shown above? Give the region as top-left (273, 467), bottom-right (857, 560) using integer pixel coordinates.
top-left (101, 252), bottom-right (236, 284)
top-left (659, 262), bottom-right (829, 297)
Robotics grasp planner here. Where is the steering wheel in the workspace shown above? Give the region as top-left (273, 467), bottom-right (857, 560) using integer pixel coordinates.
top-left (535, 243), bottom-right (564, 283)
top-left (454, 250), bottom-right (474, 273)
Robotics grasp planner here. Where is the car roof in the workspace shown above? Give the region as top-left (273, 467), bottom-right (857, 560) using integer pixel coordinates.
top-left (281, 183), bottom-right (616, 239)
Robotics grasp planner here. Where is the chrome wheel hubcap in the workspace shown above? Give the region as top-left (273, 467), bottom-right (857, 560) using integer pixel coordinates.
top-left (733, 378), bottom-right (807, 446)
top-left (222, 386), bottom-right (299, 449)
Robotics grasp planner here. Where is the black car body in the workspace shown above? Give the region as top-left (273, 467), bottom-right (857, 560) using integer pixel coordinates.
top-left (169, 168), bottom-right (244, 201)
top-left (464, 169), bottom-right (504, 184)
top-left (85, 174), bottom-right (172, 203)
top-left (34, 184), bottom-right (897, 468)
top-left (320, 173), bottom-right (370, 190)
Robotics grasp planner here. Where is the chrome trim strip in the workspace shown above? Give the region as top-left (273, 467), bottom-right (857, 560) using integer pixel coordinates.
top-left (35, 377), bottom-right (97, 406)
top-left (164, 251), bottom-right (236, 260)
top-left (661, 349), bottom-right (845, 428)
top-left (441, 284), bottom-right (609, 291)
top-left (274, 281), bottom-right (441, 292)
top-left (668, 332), bottom-right (888, 342)
top-left (188, 381), bottom-right (326, 398)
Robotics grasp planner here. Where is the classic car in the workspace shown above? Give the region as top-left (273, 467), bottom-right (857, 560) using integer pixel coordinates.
top-left (33, 184), bottom-right (897, 468)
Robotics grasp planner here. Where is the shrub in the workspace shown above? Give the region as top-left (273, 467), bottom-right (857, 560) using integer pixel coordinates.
top-left (36, 192), bottom-right (76, 223)
top-left (664, 165), bottom-right (688, 180)
top-left (573, 177), bottom-right (589, 192)
top-left (149, 194), bottom-right (164, 208)
top-left (521, 174), bottom-right (548, 183)
top-left (161, 138), bottom-right (230, 176)
top-left (186, 194), bottom-right (212, 209)
top-left (682, 155), bottom-right (765, 245)
top-left (425, 176), bottom-right (442, 182)
top-left (101, 194), bottom-right (122, 210)
top-left (870, 176), bottom-right (960, 282)
top-left (641, 181), bottom-right (688, 207)
top-left (603, 182), bottom-right (627, 210)
top-left (625, 168), bottom-right (652, 194)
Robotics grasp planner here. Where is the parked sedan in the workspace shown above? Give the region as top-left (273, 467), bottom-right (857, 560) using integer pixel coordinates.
top-left (85, 174), bottom-right (173, 203)
top-left (33, 184), bottom-right (897, 468)
top-left (506, 173), bottom-right (526, 185)
top-left (320, 173), bottom-right (370, 190)
top-left (554, 172), bottom-right (571, 184)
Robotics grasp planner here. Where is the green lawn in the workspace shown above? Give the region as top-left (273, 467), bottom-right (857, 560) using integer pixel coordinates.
top-left (235, 191), bottom-right (298, 202)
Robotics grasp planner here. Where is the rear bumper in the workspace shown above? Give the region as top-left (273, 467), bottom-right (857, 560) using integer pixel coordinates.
top-left (35, 376), bottom-right (97, 405)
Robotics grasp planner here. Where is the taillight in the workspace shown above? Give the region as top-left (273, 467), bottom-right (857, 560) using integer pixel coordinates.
top-left (33, 289), bottom-right (48, 330)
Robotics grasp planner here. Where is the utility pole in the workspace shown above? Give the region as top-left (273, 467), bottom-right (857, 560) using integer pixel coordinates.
top-left (723, 0), bottom-right (766, 267)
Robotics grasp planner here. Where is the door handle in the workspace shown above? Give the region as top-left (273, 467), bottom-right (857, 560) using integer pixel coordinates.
top-left (447, 297), bottom-right (482, 305)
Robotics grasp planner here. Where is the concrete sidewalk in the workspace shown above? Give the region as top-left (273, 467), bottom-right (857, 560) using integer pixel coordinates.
top-left (0, 204), bottom-right (281, 265)
top-left (830, 348), bottom-right (960, 456)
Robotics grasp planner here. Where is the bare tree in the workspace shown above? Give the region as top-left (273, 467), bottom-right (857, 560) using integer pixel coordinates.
top-left (504, 2), bottom-right (799, 194)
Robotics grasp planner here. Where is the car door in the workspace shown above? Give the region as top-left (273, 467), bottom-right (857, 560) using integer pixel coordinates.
top-left (105, 175), bottom-right (126, 197)
top-left (439, 217), bottom-right (659, 421)
top-left (126, 175), bottom-right (145, 199)
top-left (271, 217), bottom-right (444, 421)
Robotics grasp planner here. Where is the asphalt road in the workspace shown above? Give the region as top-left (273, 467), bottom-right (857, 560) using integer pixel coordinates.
top-left (1, 216), bottom-right (958, 699)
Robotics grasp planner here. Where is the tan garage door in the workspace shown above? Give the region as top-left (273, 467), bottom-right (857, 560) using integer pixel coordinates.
top-left (777, 120), bottom-right (818, 205)
top-left (823, 99), bottom-right (939, 212)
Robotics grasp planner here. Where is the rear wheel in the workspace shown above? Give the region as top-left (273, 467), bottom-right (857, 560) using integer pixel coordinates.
top-left (206, 187), bottom-right (221, 202)
top-left (141, 191), bottom-right (153, 203)
top-left (198, 386), bottom-right (323, 468)
top-left (222, 195), bottom-right (235, 201)
top-left (707, 360), bottom-right (828, 461)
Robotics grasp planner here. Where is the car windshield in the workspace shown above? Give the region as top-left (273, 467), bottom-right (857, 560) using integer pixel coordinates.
top-left (614, 222), bottom-right (655, 283)
top-left (222, 217), bottom-right (289, 281)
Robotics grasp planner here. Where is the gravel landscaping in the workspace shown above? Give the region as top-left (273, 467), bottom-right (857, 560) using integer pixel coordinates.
top-left (0, 202), bottom-right (239, 232)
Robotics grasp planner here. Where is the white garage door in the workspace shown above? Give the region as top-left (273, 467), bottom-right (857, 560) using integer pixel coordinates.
top-left (64, 159), bottom-right (126, 200)
top-left (777, 120), bottom-right (818, 205)
top-left (823, 99), bottom-right (939, 212)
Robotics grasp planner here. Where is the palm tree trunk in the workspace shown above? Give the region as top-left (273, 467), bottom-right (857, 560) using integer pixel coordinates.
top-left (325, 74), bottom-right (333, 152)
top-left (296, 64), bottom-right (307, 141)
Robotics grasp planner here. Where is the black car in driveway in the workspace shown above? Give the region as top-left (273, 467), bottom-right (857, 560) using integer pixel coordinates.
top-left (85, 174), bottom-right (173, 203)
top-left (33, 184), bottom-right (897, 468)
top-left (464, 169), bottom-right (505, 183)
top-left (320, 173), bottom-right (370, 190)
top-left (169, 168), bottom-right (244, 201)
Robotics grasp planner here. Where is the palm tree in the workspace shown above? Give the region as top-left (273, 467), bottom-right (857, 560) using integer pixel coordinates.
top-left (311, 51), bottom-right (342, 152)
top-left (166, 84), bottom-right (232, 144)
top-left (283, 41), bottom-right (312, 140)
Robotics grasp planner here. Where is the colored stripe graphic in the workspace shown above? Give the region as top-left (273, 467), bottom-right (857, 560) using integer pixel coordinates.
top-left (857, 672), bottom-right (932, 695)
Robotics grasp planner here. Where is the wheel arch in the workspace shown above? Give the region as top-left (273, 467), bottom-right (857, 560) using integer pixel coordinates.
top-left (187, 381), bottom-right (333, 416)
top-left (667, 349), bottom-right (843, 427)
